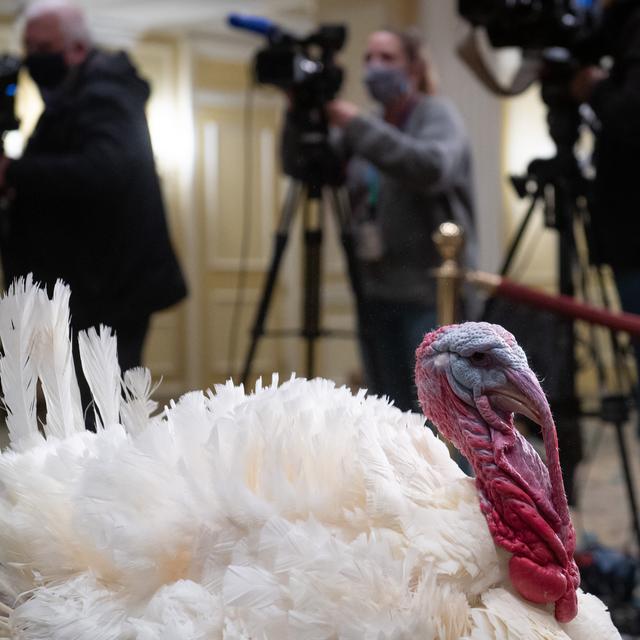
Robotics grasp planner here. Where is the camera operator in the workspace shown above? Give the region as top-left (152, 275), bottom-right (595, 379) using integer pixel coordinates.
top-left (570, 0), bottom-right (640, 432)
top-left (0, 0), bottom-right (187, 418)
top-left (320, 27), bottom-right (477, 412)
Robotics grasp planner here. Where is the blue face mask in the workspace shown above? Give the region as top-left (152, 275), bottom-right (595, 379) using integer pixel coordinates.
top-left (363, 65), bottom-right (410, 105)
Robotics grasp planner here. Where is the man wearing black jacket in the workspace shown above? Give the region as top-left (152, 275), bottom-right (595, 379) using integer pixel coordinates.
top-left (0, 0), bottom-right (187, 378)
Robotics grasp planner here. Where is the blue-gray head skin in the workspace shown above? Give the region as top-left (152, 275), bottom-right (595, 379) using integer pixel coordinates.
top-left (414, 322), bottom-right (579, 623)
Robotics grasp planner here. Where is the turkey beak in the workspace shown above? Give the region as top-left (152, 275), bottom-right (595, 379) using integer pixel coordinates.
top-left (486, 365), bottom-right (572, 529)
top-left (486, 368), bottom-right (551, 429)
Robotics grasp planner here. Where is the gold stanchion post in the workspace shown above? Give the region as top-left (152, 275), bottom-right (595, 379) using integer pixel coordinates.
top-left (432, 222), bottom-right (465, 326)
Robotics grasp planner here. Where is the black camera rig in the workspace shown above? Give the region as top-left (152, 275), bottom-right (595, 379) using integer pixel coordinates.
top-left (255, 26), bottom-right (345, 108)
top-left (459, 0), bottom-right (600, 51)
top-left (459, 0), bottom-right (604, 107)
top-left (228, 14), bottom-right (347, 187)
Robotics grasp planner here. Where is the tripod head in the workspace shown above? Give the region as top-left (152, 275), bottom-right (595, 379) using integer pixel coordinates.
top-left (282, 105), bottom-right (345, 193)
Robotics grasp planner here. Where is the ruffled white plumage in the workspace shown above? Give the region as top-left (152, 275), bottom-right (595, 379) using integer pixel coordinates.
top-left (0, 280), bottom-right (621, 639)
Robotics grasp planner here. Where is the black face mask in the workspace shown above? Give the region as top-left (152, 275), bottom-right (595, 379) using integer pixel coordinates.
top-left (24, 52), bottom-right (69, 90)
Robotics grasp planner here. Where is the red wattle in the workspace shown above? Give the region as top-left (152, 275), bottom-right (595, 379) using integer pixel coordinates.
top-left (509, 555), bottom-right (567, 604)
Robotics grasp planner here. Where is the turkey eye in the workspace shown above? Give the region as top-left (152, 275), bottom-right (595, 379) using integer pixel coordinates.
top-left (469, 351), bottom-right (488, 365)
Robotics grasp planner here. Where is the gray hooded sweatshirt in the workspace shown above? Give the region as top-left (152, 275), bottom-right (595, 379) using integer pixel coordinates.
top-left (340, 94), bottom-right (477, 308)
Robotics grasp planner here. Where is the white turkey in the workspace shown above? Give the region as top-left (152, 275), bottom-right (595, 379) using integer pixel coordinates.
top-left (0, 278), bottom-right (621, 639)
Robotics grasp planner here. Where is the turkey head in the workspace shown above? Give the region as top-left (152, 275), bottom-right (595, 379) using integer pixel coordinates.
top-left (415, 322), bottom-right (579, 623)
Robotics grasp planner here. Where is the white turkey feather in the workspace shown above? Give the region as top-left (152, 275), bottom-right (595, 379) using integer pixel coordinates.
top-left (32, 282), bottom-right (83, 439)
top-left (8, 573), bottom-right (132, 640)
top-left (0, 281), bottom-right (622, 639)
top-left (78, 326), bottom-right (120, 430)
top-left (129, 580), bottom-right (223, 639)
top-left (120, 367), bottom-right (158, 436)
top-left (464, 587), bottom-right (572, 639)
top-left (561, 591), bottom-right (625, 640)
top-left (0, 276), bottom-right (43, 451)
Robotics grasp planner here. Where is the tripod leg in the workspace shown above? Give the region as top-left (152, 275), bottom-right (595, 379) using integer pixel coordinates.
top-left (302, 190), bottom-right (323, 378)
top-left (500, 193), bottom-right (539, 277)
top-left (482, 192), bottom-right (540, 322)
top-left (240, 181), bottom-right (303, 385)
top-left (327, 188), bottom-right (366, 311)
top-left (327, 187), bottom-right (383, 393)
top-left (600, 396), bottom-right (640, 552)
top-left (616, 420), bottom-right (640, 551)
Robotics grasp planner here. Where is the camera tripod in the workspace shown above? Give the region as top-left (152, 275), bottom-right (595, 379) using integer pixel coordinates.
top-left (240, 175), bottom-right (366, 384)
top-left (491, 129), bottom-right (640, 552)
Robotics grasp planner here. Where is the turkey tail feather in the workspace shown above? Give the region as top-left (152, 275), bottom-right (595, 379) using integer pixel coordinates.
top-left (120, 367), bottom-right (158, 435)
top-left (79, 326), bottom-right (121, 429)
top-left (34, 281), bottom-right (84, 438)
top-left (0, 276), bottom-right (43, 450)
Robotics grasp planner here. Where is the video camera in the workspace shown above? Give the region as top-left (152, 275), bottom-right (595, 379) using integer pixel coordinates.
top-left (458, 0), bottom-right (601, 52)
top-left (460, 1), bottom-right (608, 159)
top-left (459, 1), bottom-right (605, 106)
top-left (228, 15), bottom-right (346, 110)
top-left (228, 14), bottom-right (348, 187)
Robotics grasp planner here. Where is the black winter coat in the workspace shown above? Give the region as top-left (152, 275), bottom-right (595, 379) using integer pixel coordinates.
top-left (1, 49), bottom-right (187, 329)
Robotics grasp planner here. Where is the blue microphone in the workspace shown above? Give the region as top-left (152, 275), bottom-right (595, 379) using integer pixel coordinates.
top-left (227, 14), bottom-right (278, 37)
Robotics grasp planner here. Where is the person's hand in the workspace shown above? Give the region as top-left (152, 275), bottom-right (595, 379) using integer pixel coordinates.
top-left (326, 99), bottom-right (360, 128)
top-left (570, 66), bottom-right (608, 103)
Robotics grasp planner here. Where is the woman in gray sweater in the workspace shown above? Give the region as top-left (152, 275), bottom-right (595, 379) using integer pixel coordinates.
top-left (328, 27), bottom-right (478, 412)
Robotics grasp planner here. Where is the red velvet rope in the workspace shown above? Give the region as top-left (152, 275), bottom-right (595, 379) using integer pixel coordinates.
top-left (496, 277), bottom-right (640, 337)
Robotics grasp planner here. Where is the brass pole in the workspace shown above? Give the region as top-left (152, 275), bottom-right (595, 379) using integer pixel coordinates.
top-left (432, 222), bottom-right (465, 326)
